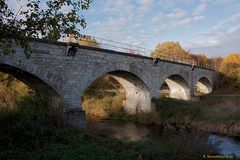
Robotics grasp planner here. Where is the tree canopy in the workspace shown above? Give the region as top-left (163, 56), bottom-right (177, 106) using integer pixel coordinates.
top-left (191, 53), bottom-right (213, 68)
top-left (220, 53), bottom-right (240, 83)
top-left (211, 56), bottom-right (223, 71)
top-left (79, 35), bottom-right (100, 48)
top-left (151, 41), bottom-right (192, 62)
top-left (0, 0), bottom-right (92, 56)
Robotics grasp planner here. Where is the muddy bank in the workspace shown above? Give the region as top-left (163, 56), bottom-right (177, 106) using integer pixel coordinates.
top-left (163, 120), bottom-right (240, 138)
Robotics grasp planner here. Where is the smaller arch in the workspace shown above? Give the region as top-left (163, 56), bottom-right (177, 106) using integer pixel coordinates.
top-left (82, 70), bottom-right (152, 114)
top-left (159, 74), bottom-right (190, 100)
top-left (159, 81), bottom-right (170, 97)
top-left (195, 77), bottom-right (212, 95)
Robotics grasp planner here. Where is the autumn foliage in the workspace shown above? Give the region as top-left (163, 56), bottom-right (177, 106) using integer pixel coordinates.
top-left (220, 53), bottom-right (240, 83)
top-left (151, 41), bottom-right (192, 61)
top-left (79, 35), bottom-right (101, 48)
top-left (191, 54), bottom-right (213, 68)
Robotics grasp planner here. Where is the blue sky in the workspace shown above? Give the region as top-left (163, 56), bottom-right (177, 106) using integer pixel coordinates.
top-left (80, 0), bottom-right (240, 57)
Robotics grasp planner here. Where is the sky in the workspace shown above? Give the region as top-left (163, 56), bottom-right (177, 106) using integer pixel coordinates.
top-left (8, 0), bottom-right (240, 57)
top-left (80, 0), bottom-right (240, 57)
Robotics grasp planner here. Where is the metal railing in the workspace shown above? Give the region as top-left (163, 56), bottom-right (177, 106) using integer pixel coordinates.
top-left (59, 35), bottom-right (214, 70)
top-left (79, 35), bottom-right (151, 56)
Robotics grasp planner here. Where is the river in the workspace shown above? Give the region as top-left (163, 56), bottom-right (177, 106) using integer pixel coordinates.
top-left (86, 119), bottom-right (240, 157)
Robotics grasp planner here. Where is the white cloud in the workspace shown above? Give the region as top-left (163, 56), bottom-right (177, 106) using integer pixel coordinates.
top-left (151, 11), bottom-right (165, 22)
top-left (153, 15), bottom-right (204, 32)
top-left (139, 0), bottom-right (154, 12)
top-left (167, 8), bottom-right (188, 18)
top-left (193, 3), bottom-right (207, 15)
top-left (219, 12), bottom-right (240, 25)
top-left (185, 27), bottom-right (240, 57)
top-left (158, 0), bottom-right (194, 9)
top-left (7, 0), bottom-right (31, 16)
top-left (77, 0), bottom-right (240, 56)
top-left (201, 12), bottom-right (240, 36)
top-left (158, 0), bottom-right (175, 8)
top-left (98, 0), bottom-right (136, 18)
top-left (177, 16), bottom-right (204, 26)
top-left (185, 13), bottom-right (240, 56)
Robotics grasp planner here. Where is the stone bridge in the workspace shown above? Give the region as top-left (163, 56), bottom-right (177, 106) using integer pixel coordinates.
top-left (0, 40), bottom-right (219, 127)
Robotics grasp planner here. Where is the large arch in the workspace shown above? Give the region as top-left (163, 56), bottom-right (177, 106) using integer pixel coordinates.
top-left (0, 56), bottom-right (65, 96)
top-left (0, 62), bottom-right (63, 109)
top-left (194, 77), bottom-right (212, 95)
top-left (0, 64), bottom-right (59, 97)
top-left (159, 74), bottom-right (190, 100)
top-left (82, 70), bottom-right (152, 114)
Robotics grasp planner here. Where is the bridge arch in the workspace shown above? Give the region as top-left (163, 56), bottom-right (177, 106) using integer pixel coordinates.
top-left (194, 77), bottom-right (212, 95)
top-left (81, 70), bottom-right (151, 114)
top-left (0, 56), bottom-right (68, 110)
top-left (0, 56), bottom-right (65, 96)
top-left (159, 74), bottom-right (190, 100)
top-left (0, 64), bottom-right (59, 97)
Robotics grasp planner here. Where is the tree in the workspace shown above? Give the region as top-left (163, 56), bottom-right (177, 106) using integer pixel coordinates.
top-left (220, 53), bottom-right (240, 82)
top-left (151, 41), bottom-right (193, 62)
top-left (191, 53), bottom-right (213, 68)
top-left (60, 34), bottom-right (101, 48)
top-left (0, 0), bottom-right (92, 57)
top-left (79, 35), bottom-right (100, 48)
top-left (211, 56), bottom-right (223, 71)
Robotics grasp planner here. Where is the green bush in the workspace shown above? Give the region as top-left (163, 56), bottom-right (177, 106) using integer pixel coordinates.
top-left (0, 95), bottom-right (166, 160)
top-left (153, 98), bottom-right (201, 123)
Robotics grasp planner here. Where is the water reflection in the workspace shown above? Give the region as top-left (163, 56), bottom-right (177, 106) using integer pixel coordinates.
top-left (87, 119), bottom-right (240, 157)
top-left (209, 135), bottom-right (240, 157)
top-left (87, 120), bottom-right (152, 141)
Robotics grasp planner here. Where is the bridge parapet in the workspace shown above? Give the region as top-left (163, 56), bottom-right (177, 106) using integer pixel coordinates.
top-left (59, 36), bottom-right (214, 70)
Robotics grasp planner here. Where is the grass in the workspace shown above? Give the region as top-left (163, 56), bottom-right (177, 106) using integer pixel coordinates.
top-left (0, 95), bottom-right (163, 160)
top-left (82, 87), bottom-right (240, 126)
top-left (153, 98), bottom-right (201, 123)
top-left (1, 73), bottom-right (240, 159)
top-left (150, 94), bottom-right (240, 125)
top-left (0, 95), bottom-right (225, 160)
top-left (82, 91), bottom-right (125, 120)
top-left (196, 94), bottom-right (240, 124)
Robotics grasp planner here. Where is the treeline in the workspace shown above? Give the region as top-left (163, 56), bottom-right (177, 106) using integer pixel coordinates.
top-left (151, 41), bottom-right (222, 70)
top-left (151, 41), bottom-right (240, 85)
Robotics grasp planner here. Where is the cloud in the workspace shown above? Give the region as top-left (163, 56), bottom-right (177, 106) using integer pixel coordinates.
top-left (185, 27), bottom-right (240, 57)
top-left (158, 0), bottom-right (176, 9)
top-left (81, 0), bottom-right (240, 57)
top-left (7, 0), bottom-right (30, 14)
top-left (151, 11), bottom-right (165, 22)
top-left (138, 0), bottom-right (154, 12)
top-left (177, 16), bottom-right (204, 26)
top-left (200, 12), bottom-right (240, 36)
top-left (166, 8), bottom-right (188, 18)
top-left (153, 15), bottom-right (204, 32)
top-left (158, 0), bottom-right (194, 9)
top-left (185, 13), bottom-right (240, 56)
top-left (193, 3), bottom-right (207, 15)
top-left (219, 12), bottom-right (240, 25)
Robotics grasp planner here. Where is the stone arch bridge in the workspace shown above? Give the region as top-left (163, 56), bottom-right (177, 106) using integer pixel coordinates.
top-left (0, 40), bottom-right (219, 127)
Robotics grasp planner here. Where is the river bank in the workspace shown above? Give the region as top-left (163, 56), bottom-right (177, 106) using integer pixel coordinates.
top-left (94, 93), bottom-right (240, 139)
top-left (156, 95), bottom-right (240, 138)
top-left (86, 119), bottom-right (240, 157)
top-left (1, 95), bottom-right (224, 160)
top-left (0, 95), bottom-right (164, 160)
